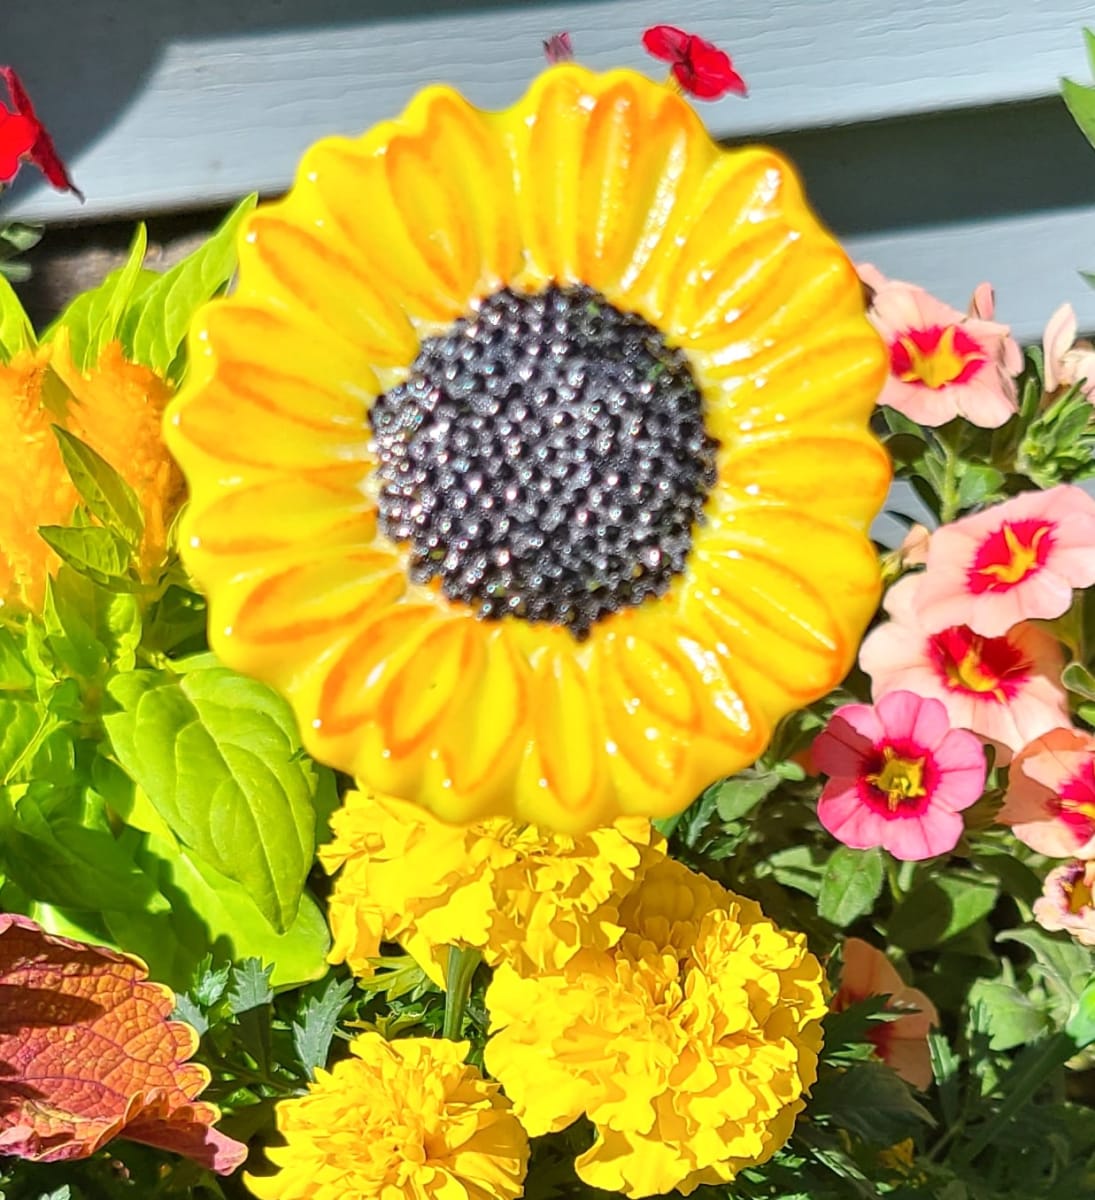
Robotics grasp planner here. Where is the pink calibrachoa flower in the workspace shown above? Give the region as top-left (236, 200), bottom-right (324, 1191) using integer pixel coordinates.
top-left (832, 938), bottom-right (939, 1089)
top-left (859, 574), bottom-right (1069, 764)
top-left (858, 264), bottom-right (1021, 428)
top-left (1033, 859), bottom-right (1095, 946)
top-left (813, 691), bottom-right (986, 861)
top-left (898, 523), bottom-right (931, 568)
top-left (915, 486), bottom-right (1095, 637)
top-left (1043, 302), bottom-right (1095, 399)
top-left (998, 728), bottom-right (1095, 858)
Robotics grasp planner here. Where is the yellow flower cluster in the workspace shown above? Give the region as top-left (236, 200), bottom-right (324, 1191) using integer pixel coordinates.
top-left (484, 857), bottom-right (828, 1198)
top-left (321, 788), bottom-right (662, 982)
top-left (0, 330), bottom-right (182, 609)
top-left (246, 1033), bottom-right (528, 1200)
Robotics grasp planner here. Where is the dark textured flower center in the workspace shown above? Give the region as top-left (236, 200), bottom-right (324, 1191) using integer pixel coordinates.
top-left (370, 284), bottom-right (718, 638)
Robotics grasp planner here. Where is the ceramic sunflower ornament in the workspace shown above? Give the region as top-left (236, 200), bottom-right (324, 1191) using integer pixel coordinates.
top-left (166, 64), bottom-right (890, 833)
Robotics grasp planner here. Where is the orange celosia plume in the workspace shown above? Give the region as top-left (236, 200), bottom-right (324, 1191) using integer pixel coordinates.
top-left (0, 331), bottom-right (183, 609)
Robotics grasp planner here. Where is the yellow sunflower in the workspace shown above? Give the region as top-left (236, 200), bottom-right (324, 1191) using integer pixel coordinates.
top-left (166, 64), bottom-right (889, 832)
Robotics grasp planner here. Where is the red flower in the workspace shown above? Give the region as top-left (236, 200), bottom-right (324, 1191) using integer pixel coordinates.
top-left (0, 66), bottom-right (83, 199)
top-left (641, 25), bottom-right (747, 100)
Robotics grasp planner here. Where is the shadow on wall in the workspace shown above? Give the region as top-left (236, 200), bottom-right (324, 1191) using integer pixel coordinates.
top-left (762, 96), bottom-right (1095, 237)
top-left (2, 0), bottom-right (584, 203)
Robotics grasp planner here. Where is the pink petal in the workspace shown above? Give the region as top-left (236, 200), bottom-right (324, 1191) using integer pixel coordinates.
top-left (883, 809), bottom-right (964, 860)
top-left (876, 690), bottom-right (949, 750)
top-left (818, 785), bottom-right (888, 850)
top-left (1043, 303), bottom-right (1078, 393)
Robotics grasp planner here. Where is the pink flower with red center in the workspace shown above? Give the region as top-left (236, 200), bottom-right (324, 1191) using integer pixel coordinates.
top-left (858, 264), bottom-right (1021, 428)
top-left (641, 25), bottom-right (747, 100)
top-left (915, 486), bottom-right (1095, 637)
top-left (812, 691), bottom-right (986, 861)
top-left (859, 574), bottom-right (1069, 764)
top-left (832, 938), bottom-right (939, 1089)
top-left (1043, 302), bottom-right (1095, 400)
top-left (1033, 859), bottom-right (1095, 947)
top-left (998, 728), bottom-right (1095, 858)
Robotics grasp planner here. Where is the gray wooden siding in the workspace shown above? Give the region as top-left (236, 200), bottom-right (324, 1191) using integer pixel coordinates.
top-left (5, 0), bottom-right (1095, 344)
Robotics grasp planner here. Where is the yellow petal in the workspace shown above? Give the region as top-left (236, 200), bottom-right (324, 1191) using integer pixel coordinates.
top-left (237, 213), bottom-right (417, 367)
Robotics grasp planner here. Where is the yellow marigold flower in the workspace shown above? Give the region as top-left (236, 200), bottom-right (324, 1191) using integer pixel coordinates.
top-left (321, 787), bottom-right (662, 982)
top-left (246, 1032), bottom-right (528, 1200)
top-left (166, 64), bottom-right (889, 833)
top-left (484, 858), bottom-right (827, 1198)
top-left (0, 329), bottom-right (182, 608)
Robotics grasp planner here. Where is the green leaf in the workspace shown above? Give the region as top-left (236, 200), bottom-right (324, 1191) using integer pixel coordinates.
top-left (1063, 660), bottom-right (1095, 702)
top-left (105, 829), bottom-right (330, 991)
top-left (710, 768), bottom-right (782, 821)
top-left (172, 992), bottom-right (209, 1037)
top-left (190, 955), bottom-right (233, 1009)
top-left (817, 846), bottom-right (885, 927)
top-left (821, 994), bottom-right (893, 1057)
top-left (766, 843), bottom-right (828, 898)
top-left (810, 1061), bottom-right (935, 1145)
top-left (37, 524), bottom-right (135, 589)
top-left (123, 195), bottom-right (257, 378)
top-left (955, 463), bottom-right (1006, 511)
top-left (886, 872), bottom-right (999, 952)
top-left (998, 925), bottom-right (1094, 1018)
top-left (229, 957), bottom-right (275, 1014)
top-left (51, 427), bottom-right (143, 548)
top-left (968, 977), bottom-right (1052, 1050)
top-left (1063, 73), bottom-right (1095, 153)
top-left (2, 783), bottom-right (167, 913)
top-left (0, 270), bottom-right (34, 360)
top-left (292, 976), bottom-right (354, 1080)
top-left (1066, 974), bottom-right (1095, 1049)
top-left (103, 662), bottom-right (321, 931)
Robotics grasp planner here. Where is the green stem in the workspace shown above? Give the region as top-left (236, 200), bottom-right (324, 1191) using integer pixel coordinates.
top-left (442, 945), bottom-right (482, 1041)
top-left (939, 436), bottom-right (961, 524)
top-left (957, 1031), bottom-right (1075, 1164)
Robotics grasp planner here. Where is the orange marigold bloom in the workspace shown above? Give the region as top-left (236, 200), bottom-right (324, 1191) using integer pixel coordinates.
top-left (321, 787), bottom-right (662, 982)
top-left (0, 329), bottom-right (183, 608)
top-left (484, 858), bottom-right (827, 1197)
top-left (246, 1033), bottom-right (528, 1200)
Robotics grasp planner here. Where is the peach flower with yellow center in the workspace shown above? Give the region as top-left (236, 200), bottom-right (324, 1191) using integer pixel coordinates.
top-left (0, 329), bottom-right (183, 609)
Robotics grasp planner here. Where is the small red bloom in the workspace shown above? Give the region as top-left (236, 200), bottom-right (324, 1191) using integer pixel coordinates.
top-left (0, 66), bottom-right (83, 199)
top-left (641, 25), bottom-right (747, 100)
top-left (543, 32), bottom-right (574, 64)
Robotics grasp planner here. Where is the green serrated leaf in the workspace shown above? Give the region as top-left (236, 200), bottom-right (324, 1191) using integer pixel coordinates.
top-left (103, 661), bottom-right (320, 932)
top-left (292, 976), bottom-right (354, 1080)
top-left (998, 925), bottom-right (1094, 1017)
top-left (172, 991), bottom-right (210, 1037)
top-left (0, 271), bottom-right (34, 360)
top-left (190, 954), bottom-right (233, 1009)
top-left (37, 524), bottom-right (135, 589)
top-left (51, 426), bottom-right (143, 548)
top-left (229, 957), bottom-right (275, 1013)
top-left (123, 195), bottom-right (257, 378)
top-left (818, 846), bottom-right (885, 927)
top-left (968, 976), bottom-right (1052, 1050)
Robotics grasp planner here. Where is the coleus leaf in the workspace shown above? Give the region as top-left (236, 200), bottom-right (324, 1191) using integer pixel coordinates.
top-left (0, 912), bottom-right (246, 1172)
